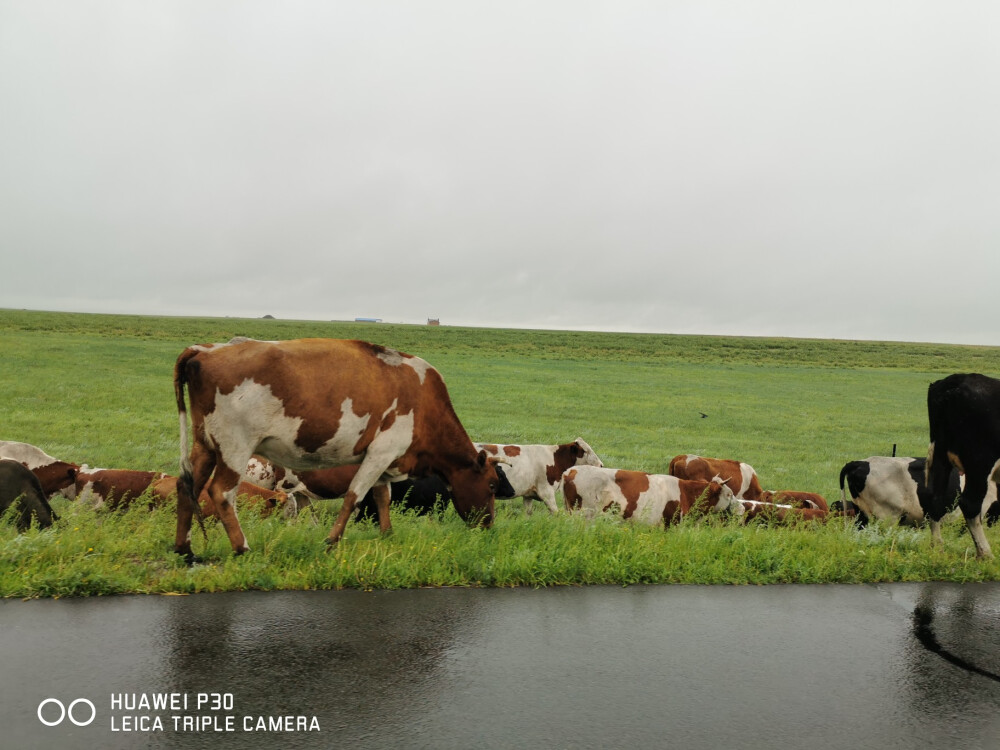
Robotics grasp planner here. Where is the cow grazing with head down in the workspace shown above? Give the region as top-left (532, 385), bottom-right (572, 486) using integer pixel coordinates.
top-left (667, 454), bottom-right (764, 500)
top-left (173, 337), bottom-right (498, 560)
top-left (474, 439), bottom-right (603, 515)
top-left (0, 459), bottom-right (57, 531)
top-left (0, 441), bottom-right (80, 498)
top-left (562, 465), bottom-right (743, 526)
top-left (926, 373), bottom-right (1000, 559)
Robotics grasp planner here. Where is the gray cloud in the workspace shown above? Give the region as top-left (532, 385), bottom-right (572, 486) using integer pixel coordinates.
top-left (2, 1), bottom-right (998, 343)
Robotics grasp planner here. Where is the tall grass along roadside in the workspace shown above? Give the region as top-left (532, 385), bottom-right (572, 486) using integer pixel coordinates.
top-left (2, 308), bottom-right (999, 597)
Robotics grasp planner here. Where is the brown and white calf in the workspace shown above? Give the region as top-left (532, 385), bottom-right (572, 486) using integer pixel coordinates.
top-left (474, 438), bottom-right (603, 515)
top-left (668, 454), bottom-right (764, 500)
top-left (74, 468), bottom-right (170, 509)
top-left (0, 440), bottom-right (80, 498)
top-left (562, 465), bottom-right (743, 526)
top-left (758, 490), bottom-right (829, 512)
top-left (739, 499), bottom-right (829, 523)
top-left (173, 337), bottom-right (498, 559)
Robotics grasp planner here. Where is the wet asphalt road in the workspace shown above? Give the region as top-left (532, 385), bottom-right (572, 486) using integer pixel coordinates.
top-left (4, 583), bottom-right (1000, 749)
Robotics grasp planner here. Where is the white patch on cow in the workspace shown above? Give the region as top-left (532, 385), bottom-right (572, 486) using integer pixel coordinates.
top-left (204, 379), bottom-right (305, 474)
top-left (244, 457), bottom-right (277, 489)
top-left (0, 441), bottom-right (61, 470)
top-left (852, 456), bottom-right (925, 522)
top-left (376, 348), bottom-right (431, 384)
top-left (738, 463), bottom-right (756, 498)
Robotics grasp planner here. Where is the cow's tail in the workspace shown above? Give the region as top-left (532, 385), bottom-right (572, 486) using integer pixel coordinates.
top-left (173, 347), bottom-right (207, 541)
top-left (838, 463), bottom-right (850, 505)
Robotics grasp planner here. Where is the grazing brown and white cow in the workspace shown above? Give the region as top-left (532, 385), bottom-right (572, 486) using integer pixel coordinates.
top-left (173, 337), bottom-right (498, 559)
top-left (0, 441), bottom-right (80, 498)
top-left (758, 490), bottom-right (829, 512)
top-left (738, 499), bottom-right (829, 524)
top-left (562, 465), bottom-right (743, 526)
top-left (474, 438), bottom-right (603, 515)
top-left (667, 454), bottom-right (764, 500)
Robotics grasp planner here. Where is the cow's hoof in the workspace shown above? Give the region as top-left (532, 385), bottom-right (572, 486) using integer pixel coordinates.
top-left (324, 538), bottom-right (340, 552)
top-left (174, 547), bottom-right (202, 567)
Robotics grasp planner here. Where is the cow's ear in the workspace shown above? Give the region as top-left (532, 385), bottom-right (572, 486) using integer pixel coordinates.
top-left (476, 450), bottom-right (489, 470)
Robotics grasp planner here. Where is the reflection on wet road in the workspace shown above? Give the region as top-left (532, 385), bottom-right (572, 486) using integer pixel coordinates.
top-left (3, 583), bottom-right (1000, 749)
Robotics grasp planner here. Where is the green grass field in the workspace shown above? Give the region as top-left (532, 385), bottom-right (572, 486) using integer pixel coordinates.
top-left (2, 308), bottom-right (1000, 597)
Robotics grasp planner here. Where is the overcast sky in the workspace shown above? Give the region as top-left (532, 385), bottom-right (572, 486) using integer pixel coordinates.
top-left (1, 2), bottom-right (998, 344)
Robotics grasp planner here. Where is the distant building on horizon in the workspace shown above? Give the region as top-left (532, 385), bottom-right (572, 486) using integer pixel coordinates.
top-left (355, 317), bottom-right (382, 323)
top-left (427, 318), bottom-right (440, 326)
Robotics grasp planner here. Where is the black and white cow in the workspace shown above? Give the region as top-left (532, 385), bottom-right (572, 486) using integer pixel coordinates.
top-left (926, 373), bottom-right (1000, 558)
top-left (839, 456), bottom-right (960, 528)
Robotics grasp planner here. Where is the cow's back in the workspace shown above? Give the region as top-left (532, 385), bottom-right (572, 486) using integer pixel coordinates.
top-left (183, 338), bottom-right (437, 470)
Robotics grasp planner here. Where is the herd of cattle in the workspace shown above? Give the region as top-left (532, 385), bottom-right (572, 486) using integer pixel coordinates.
top-left (2, 338), bottom-right (1000, 562)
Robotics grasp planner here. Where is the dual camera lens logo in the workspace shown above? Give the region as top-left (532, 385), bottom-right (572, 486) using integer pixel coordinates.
top-left (37, 698), bottom-right (96, 727)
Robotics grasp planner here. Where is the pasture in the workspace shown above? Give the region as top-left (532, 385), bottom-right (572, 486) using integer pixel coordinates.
top-left (2, 308), bottom-right (1000, 596)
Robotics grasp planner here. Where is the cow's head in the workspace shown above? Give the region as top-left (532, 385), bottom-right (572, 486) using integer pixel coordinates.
top-left (447, 449), bottom-right (497, 527)
top-left (571, 438), bottom-right (603, 468)
top-left (703, 480), bottom-right (743, 515)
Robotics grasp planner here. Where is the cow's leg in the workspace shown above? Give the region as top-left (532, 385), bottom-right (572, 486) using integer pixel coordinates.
top-left (326, 456), bottom-right (395, 546)
top-left (372, 484), bottom-right (392, 534)
top-left (206, 465), bottom-right (249, 554)
top-left (523, 497), bottom-right (534, 516)
top-left (538, 486), bottom-right (560, 515)
top-left (175, 444), bottom-right (215, 562)
top-left (959, 472), bottom-right (994, 559)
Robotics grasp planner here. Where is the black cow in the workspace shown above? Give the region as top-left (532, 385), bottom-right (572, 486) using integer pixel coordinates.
top-left (925, 373), bottom-right (1000, 559)
top-left (0, 459), bottom-right (57, 531)
top-left (839, 456), bottom-right (961, 528)
top-left (354, 465), bottom-right (516, 522)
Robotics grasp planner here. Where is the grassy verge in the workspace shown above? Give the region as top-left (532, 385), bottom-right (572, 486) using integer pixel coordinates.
top-left (2, 497), bottom-right (998, 599)
top-left (2, 308), bottom-right (1000, 596)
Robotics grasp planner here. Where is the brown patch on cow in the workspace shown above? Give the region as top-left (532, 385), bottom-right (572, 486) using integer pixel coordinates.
top-left (29, 460), bottom-right (79, 496)
top-left (297, 464), bottom-right (361, 498)
top-left (613, 469), bottom-right (648, 519)
top-left (668, 454), bottom-right (762, 500)
top-left (662, 500), bottom-right (682, 525)
top-left (503, 445), bottom-right (521, 458)
top-left (947, 451), bottom-right (966, 474)
top-left (545, 441), bottom-right (583, 486)
top-left (562, 468), bottom-right (580, 510)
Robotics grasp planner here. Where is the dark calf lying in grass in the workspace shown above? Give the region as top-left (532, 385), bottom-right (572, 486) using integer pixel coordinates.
top-left (0, 458), bottom-right (57, 531)
top-left (354, 466), bottom-right (517, 522)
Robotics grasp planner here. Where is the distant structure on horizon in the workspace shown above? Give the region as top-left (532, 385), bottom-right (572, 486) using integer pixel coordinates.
top-left (427, 318), bottom-right (440, 326)
top-left (355, 317), bottom-right (382, 323)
